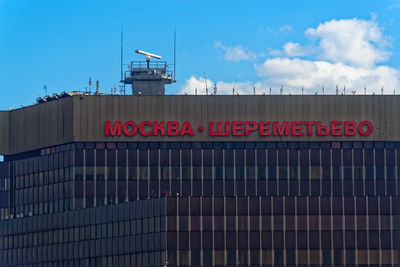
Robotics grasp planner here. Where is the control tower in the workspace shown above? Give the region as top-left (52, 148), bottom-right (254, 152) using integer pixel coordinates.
top-left (121, 50), bottom-right (175, 95)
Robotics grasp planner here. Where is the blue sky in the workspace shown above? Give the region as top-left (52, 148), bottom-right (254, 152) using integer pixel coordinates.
top-left (1, 0), bottom-right (400, 109)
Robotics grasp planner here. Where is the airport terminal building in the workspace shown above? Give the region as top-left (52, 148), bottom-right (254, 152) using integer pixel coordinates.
top-left (0, 95), bottom-right (399, 266)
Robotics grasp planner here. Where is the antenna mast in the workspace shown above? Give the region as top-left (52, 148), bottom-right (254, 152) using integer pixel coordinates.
top-left (174, 27), bottom-right (176, 81)
top-left (120, 27), bottom-right (123, 81)
top-left (204, 72), bottom-right (208, 95)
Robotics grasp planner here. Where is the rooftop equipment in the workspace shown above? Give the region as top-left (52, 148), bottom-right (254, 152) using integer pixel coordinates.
top-left (121, 49), bottom-right (176, 95)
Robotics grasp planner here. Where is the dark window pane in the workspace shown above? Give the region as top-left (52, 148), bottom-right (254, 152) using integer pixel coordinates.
top-left (182, 150), bottom-right (191, 166)
top-left (86, 150), bottom-right (94, 166)
top-left (268, 166), bottom-right (276, 180)
top-left (203, 150), bottom-right (212, 166)
top-left (365, 149), bottom-right (373, 165)
top-left (139, 150), bottom-right (148, 166)
top-left (300, 166), bottom-right (309, 180)
top-left (354, 149), bottom-right (363, 165)
top-left (321, 149), bottom-right (330, 165)
top-left (225, 149), bottom-right (234, 166)
top-left (118, 150), bottom-right (126, 166)
top-left (75, 150), bottom-right (84, 167)
top-left (149, 150), bottom-right (158, 166)
top-left (278, 150), bottom-right (287, 165)
top-left (310, 149), bottom-right (320, 166)
top-left (289, 150), bottom-right (298, 166)
top-left (332, 150), bottom-right (341, 165)
top-left (268, 150), bottom-right (277, 165)
top-left (343, 150), bottom-right (352, 166)
top-left (107, 149), bottom-right (116, 166)
top-left (300, 150), bottom-right (309, 165)
top-left (375, 149), bottom-right (384, 165)
top-left (257, 149), bottom-right (266, 166)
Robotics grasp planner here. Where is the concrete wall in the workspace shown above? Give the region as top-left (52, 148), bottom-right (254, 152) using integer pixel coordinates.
top-left (3, 97), bottom-right (74, 155)
top-left (1, 95), bottom-right (400, 155)
top-left (0, 111), bottom-right (9, 155)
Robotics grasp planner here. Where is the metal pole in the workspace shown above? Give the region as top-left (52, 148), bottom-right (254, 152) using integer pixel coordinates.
top-left (174, 27), bottom-right (176, 81)
top-left (120, 27), bottom-right (123, 81)
top-left (204, 72), bottom-right (208, 95)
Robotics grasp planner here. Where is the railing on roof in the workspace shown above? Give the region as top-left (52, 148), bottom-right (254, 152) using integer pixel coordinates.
top-left (130, 60), bottom-right (169, 69)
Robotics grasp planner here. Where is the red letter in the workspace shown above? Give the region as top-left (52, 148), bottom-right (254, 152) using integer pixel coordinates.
top-left (167, 121), bottom-right (180, 136)
top-left (273, 121), bottom-right (289, 136)
top-left (304, 121), bottom-right (316, 136)
top-left (259, 121), bottom-right (271, 136)
top-left (122, 121), bottom-right (137, 136)
top-left (153, 121), bottom-right (166, 136)
top-left (221, 121), bottom-right (230, 136)
top-left (245, 121), bottom-right (258, 136)
top-left (358, 120), bottom-right (373, 136)
top-left (344, 121), bottom-right (357, 136)
top-left (210, 121), bottom-right (230, 136)
top-left (209, 121), bottom-right (220, 136)
top-left (139, 121), bottom-right (152, 136)
top-left (180, 121), bottom-right (194, 136)
top-left (291, 121), bottom-right (304, 136)
top-left (317, 122), bottom-right (330, 136)
top-left (331, 121), bottom-right (343, 136)
top-left (232, 121), bottom-right (244, 136)
top-left (105, 121), bottom-right (121, 136)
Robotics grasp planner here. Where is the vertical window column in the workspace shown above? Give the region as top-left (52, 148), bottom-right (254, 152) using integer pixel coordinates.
top-left (203, 148), bottom-right (212, 197)
top-left (95, 143), bottom-right (106, 206)
top-left (127, 144), bottom-right (138, 202)
top-left (85, 144), bottom-right (95, 208)
top-left (138, 144), bottom-right (149, 200)
top-left (106, 143), bottom-right (116, 204)
top-left (117, 143), bottom-right (127, 203)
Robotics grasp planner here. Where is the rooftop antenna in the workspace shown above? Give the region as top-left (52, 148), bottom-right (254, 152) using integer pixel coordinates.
top-left (301, 86), bottom-right (303, 95)
top-left (204, 72), bottom-right (208, 95)
top-left (364, 85), bottom-right (366, 95)
top-left (89, 77), bottom-right (92, 93)
top-left (43, 85), bottom-right (47, 96)
top-left (195, 88), bottom-right (197, 95)
top-left (120, 27), bottom-right (123, 81)
top-left (343, 86), bottom-right (346, 95)
top-left (135, 50), bottom-right (162, 68)
top-left (269, 87), bottom-right (271, 95)
top-left (174, 27), bottom-right (176, 81)
top-left (96, 80), bottom-right (100, 95)
top-left (253, 86), bottom-right (256, 95)
top-left (381, 85), bottom-right (384, 95)
top-left (214, 83), bottom-right (217, 95)
top-left (233, 87), bottom-right (235, 95)
top-left (322, 85), bottom-right (325, 95)
top-left (280, 85), bottom-right (283, 95)
top-left (336, 85), bottom-right (339, 95)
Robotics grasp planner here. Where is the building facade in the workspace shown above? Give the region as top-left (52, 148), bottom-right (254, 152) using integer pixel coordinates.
top-left (0, 95), bottom-right (399, 266)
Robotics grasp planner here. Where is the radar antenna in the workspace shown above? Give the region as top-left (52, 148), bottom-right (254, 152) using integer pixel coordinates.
top-left (135, 50), bottom-right (162, 68)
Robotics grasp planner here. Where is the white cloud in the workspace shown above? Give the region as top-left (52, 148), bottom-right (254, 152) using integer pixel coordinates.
top-left (255, 57), bottom-right (400, 94)
top-left (270, 42), bottom-right (312, 57)
top-left (178, 76), bottom-right (268, 95)
top-left (279, 25), bottom-right (293, 32)
top-left (202, 18), bottom-right (400, 95)
top-left (305, 18), bottom-right (390, 68)
top-left (254, 17), bottom-right (400, 94)
top-left (215, 41), bottom-right (256, 62)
